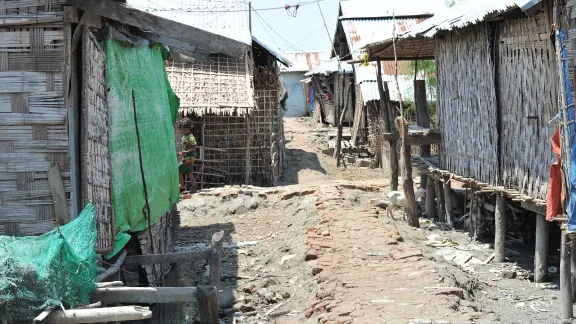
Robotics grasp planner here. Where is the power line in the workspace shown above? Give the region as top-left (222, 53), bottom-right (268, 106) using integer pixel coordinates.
top-left (252, 8), bottom-right (306, 53)
top-left (316, 0), bottom-right (339, 63)
top-left (278, 25), bottom-right (325, 52)
top-left (133, 0), bottom-right (323, 13)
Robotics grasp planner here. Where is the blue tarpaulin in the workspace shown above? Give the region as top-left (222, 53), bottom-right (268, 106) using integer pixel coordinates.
top-left (558, 30), bottom-right (576, 231)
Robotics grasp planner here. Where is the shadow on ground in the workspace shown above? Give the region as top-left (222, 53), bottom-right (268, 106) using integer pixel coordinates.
top-left (280, 148), bottom-right (328, 185)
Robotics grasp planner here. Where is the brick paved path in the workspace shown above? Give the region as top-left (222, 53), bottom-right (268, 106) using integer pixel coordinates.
top-left (302, 182), bottom-right (482, 324)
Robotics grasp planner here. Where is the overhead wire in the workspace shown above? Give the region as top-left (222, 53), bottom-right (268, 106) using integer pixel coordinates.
top-left (316, 0), bottom-right (340, 71)
top-left (278, 25), bottom-right (325, 52)
top-left (135, 0), bottom-right (323, 13)
top-left (252, 7), bottom-right (306, 52)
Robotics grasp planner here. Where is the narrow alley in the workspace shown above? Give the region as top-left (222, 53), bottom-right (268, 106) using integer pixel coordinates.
top-left (175, 119), bottom-right (563, 324)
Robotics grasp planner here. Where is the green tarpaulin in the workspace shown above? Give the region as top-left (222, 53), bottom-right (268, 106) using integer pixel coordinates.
top-left (102, 29), bottom-right (180, 256)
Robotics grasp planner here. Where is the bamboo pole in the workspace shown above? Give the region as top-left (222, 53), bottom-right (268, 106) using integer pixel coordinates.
top-left (44, 306), bottom-right (152, 323)
top-left (396, 116), bottom-right (419, 227)
top-left (335, 82), bottom-right (352, 167)
top-left (376, 65), bottom-right (399, 190)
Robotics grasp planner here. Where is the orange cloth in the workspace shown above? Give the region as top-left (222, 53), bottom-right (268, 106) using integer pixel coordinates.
top-left (547, 126), bottom-right (566, 221)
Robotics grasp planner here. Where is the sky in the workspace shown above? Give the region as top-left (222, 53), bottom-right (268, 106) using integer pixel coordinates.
top-left (127, 0), bottom-right (450, 54)
top-left (249, 0), bottom-right (450, 53)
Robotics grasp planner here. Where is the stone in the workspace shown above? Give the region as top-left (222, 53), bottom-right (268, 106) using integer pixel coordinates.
top-left (262, 278), bottom-right (278, 288)
top-left (392, 250), bottom-right (423, 260)
top-left (313, 266), bottom-right (324, 275)
top-left (300, 189), bottom-right (317, 196)
top-left (281, 291), bottom-right (291, 299)
top-left (431, 287), bottom-right (464, 299)
top-left (234, 302), bottom-right (256, 313)
top-left (321, 230), bottom-right (330, 236)
top-left (355, 159), bottom-right (371, 168)
top-left (280, 190), bottom-right (300, 200)
top-left (347, 156), bottom-right (356, 163)
top-left (501, 271), bottom-right (517, 279)
top-left (305, 307), bottom-right (314, 318)
top-left (280, 254), bottom-right (296, 265)
top-left (220, 189), bottom-right (240, 199)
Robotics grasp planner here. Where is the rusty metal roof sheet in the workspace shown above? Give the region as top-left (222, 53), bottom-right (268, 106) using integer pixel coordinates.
top-left (304, 58), bottom-right (353, 77)
top-left (281, 52), bottom-right (331, 73)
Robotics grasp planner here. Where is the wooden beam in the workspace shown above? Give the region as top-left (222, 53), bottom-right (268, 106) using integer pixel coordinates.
top-left (45, 306), bottom-right (152, 323)
top-left (414, 80), bottom-right (431, 156)
top-left (92, 287), bottom-right (198, 304)
top-left (425, 175), bottom-right (436, 219)
top-left (443, 177), bottom-right (454, 226)
top-left (197, 285), bottom-right (219, 324)
top-left (123, 249), bottom-right (211, 266)
top-left (67, 0), bottom-right (248, 57)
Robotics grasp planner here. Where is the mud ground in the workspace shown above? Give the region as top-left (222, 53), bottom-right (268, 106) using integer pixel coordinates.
top-left (173, 118), bottom-right (573, 324)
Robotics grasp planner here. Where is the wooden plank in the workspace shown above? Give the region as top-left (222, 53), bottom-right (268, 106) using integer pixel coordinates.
top-left (91, 287), bottom-right (199, 304)
top-left (47, 163), bottom-right (69, 225)
top-left (0, 13), bottom-right (65, 26)
top-left (123, 250), bottom-right (211, 266)
top-left (67, 0), bottom-right (248, 58)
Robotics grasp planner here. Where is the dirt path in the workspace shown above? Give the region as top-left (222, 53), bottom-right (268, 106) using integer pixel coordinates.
top-left (175, 118), bottom-right (555, 323)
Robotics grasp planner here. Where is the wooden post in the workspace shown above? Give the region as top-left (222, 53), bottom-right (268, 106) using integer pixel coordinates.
top-left (561, 232), bottom-right (573, 319)
top-left (197, 285), bottom-right (219, 324)
top-left (534, 214), bottom-right (549, 283)
top-left (334, 82), bottom-right (352, 166)
top-left (414, 80), bottom-right (431, 160)
top-left (396, 117), bottom-right (419, 228)
top-left (494, 194), bottom-right (506, 263)
top-left (443, 177), bottom-right (454, 226)
top-left (210, 231), bottom-right (224, 292)
top-left (425, 175), bottom-right (436, 219)
top-left (244, 109), bottom-right (252, 185)
top-left (377, 61), bottom-right (399, 191)
top-left (434, 179), bottom-right (445, 223)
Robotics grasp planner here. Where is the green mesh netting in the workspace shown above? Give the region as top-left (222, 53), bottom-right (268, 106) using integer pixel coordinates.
top-left (0, 204), bottom-right (98, 323)
top-left (102, 29), bottom-right (181, 258)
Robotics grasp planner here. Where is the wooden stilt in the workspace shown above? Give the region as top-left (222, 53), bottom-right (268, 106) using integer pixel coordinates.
top-left (425, 175), bottom-right (436, 219)
top-left (414, 80), bottom-right (431, 159)
top-left (572, 235), bottom-right (576, 299)
top-left (434, 178), bottom-right (445, 223)
top-left (561, 231), bottom-right (573, 319)
top-left (197, 285), bottom-right (219, 324)
top-left (534, 214), bottom-right (549, 283)
top-left (443, 177), bottom-right (454, 226)
top-left (494, 194), bottom-right (506, 263)
top-left (396, 117), bottom-right (419, 228)
top-left (376, 62), bottom-right (398, 191)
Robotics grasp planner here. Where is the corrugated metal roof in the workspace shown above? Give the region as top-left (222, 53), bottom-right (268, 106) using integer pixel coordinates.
top-left (402, 0), bottom-right (536, 38)
top-left (355, 64), bottom-right (411, 103)
top-left (126, 0), bottom-right (252, 45)
top-left (339, 0), bottom-right (436, 19)
top-left (304, 58), bottom-right (353, 77)
top-left (281, 52), bottom-right (331, 73)
top-left (252, 35), bottom-right (292, 67)
top-left (342, 17), bottom-right (429, 58)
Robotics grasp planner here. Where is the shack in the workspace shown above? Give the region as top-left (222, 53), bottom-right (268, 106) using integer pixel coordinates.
top-left (0, 0), bottom-right (251, 289)
top-left (365, 0), bottom-right (564, 298)
top-left (280, 51), bottom-right (330, 118)
top-left (331, 0), bottom-right (433, 144)
top-left (141, 0), bottom-right (291, 188)
top-left (304, 58), bottom-right (354, 126)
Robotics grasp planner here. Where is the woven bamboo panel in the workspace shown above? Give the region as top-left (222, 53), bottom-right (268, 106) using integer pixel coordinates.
top-left (200, 90), bottom-right (280, 187)
top-left (0, 3), bottom-right (68, 236)
top-left (436, 23), bottom-right (499, 186)
top-left (168, 54), bottom-right (254, 116)
top-left (137, 209), bottom-right (173, 284)
top-left (497, 11), bottom-right (557, 200)
top-left (81, 28), bottom-right (114, 253)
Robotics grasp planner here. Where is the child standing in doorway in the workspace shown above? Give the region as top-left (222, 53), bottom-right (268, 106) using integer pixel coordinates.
top-left (177, 119), bottom-right (198, 193)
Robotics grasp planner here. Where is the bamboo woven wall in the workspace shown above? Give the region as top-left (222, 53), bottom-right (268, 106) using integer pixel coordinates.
top-left (137, 206), bottom-right (173, 284)
top-left (168, 53), bottom-right (254, 116)
top-left (497, 11), bottom-right (557, 200)
top-left (436, 23), bottom-right (500, 186)
top-left (81, 28), bottom-right (114, 254)
top-left (0, 0), bottom-right (70, 236)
